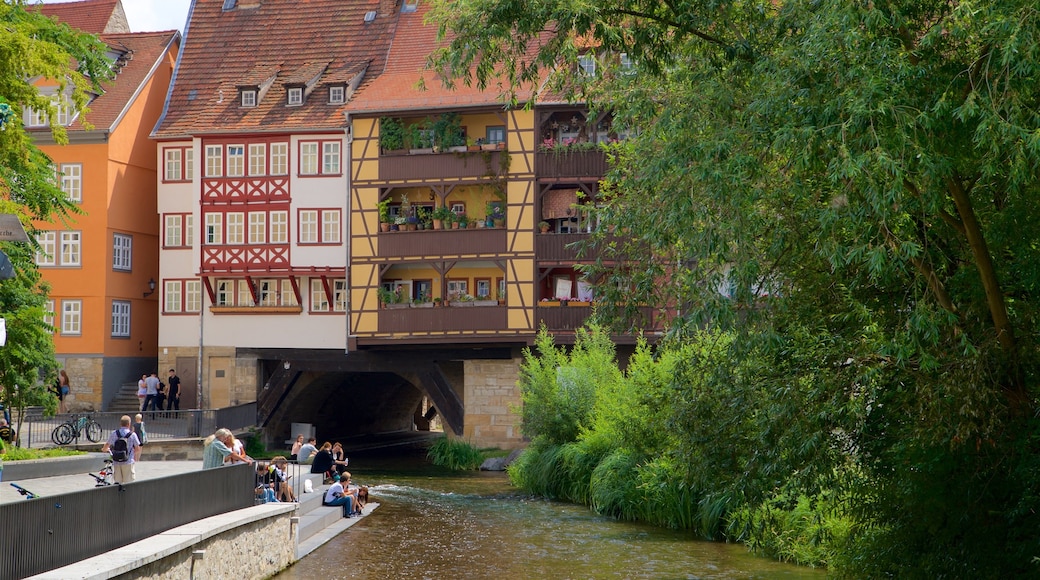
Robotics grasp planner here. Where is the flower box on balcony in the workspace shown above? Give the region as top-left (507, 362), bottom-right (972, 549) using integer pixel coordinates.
top-left (568, 301), bottom-right (592, 307)
top-left (383, 302), bottom-right (410, 309)
top-left (411, 302), bottom-right (434, 308)
top-left (451, 300), bottom-right (498, 307)
top-left (539, 300), bottom-right (561, 307)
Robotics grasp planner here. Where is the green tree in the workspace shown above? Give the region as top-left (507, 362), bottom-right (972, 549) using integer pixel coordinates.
top-left (0, 1), bottom-right (113, 429)
top-left (429, 0), bottom-right (1040, 575)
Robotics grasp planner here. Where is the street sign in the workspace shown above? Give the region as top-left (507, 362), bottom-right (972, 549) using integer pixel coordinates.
top-left (0, 214), bottom-right (29, 242)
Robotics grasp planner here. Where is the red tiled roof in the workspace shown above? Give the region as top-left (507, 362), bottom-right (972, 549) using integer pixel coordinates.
top-left (35, 0), bottom-right (129, 35)
top-left (345, 2), bottom-right (543, 115)
top-left (153, 0), bottom-right (400, 138)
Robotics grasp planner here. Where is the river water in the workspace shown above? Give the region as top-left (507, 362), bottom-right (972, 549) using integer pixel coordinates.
top-left (275, 451), bottom-right (825, 579)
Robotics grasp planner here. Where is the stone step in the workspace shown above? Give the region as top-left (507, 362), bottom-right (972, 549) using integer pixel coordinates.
top-left (107, 383), bottom-right (143, 413)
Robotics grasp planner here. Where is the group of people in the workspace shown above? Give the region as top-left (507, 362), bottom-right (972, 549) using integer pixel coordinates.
top-left (290, 435), bottom-right (349, 478)
top-left (138, 369), bottom-right (181, 415)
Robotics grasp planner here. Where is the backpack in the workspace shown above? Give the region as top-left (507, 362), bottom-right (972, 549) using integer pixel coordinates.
top-left (0, 424), bottom-right (14, 443)
top-left (111, 428), bottom-right (132, 462)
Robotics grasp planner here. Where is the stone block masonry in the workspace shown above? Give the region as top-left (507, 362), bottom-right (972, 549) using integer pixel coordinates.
top-left (463, 358), bottom-right (523, 449)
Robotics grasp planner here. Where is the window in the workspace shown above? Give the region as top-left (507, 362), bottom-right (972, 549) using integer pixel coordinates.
top-left (248, 144), bottom-right (266, 176)
top-left (165, 279), bottom-right (202, 313)
top-left (280, 279), bottom-right (298, 306)
top-left (36, 231), bottom-right (56, 266)
top-left (322, 210), bottom-right (340, 243)
top-left (237, 280), bottom-right (253, 306)
top-left (447, 279), bottom-right (468, 299)
top-left (287, 87), bottom-right (303, 106)
top-left (486, 126), bottom-right (505, 145)
top-left (215, 280), bottom-right (233, 306)
top-left (241, 89), bottom-right (257, 107)
top-left (270, 211), bottom-right (288, 243)
top-left (205, 145), bottom-right (223, 177)
top-left (333, 279), bottom-right (347, 311)
top-left (227, 212), bottom-right (244, 244)
top-left (44, 299), bottom-right (55, 331)
top-left (620, 53), bottom-right (635, 75)
top-left (248, 212), bottom-right (266, 244)
top-left (498, 278), bottom-right (506, 301)
top-left (26, 95), bottom-right (73, 127)
top-left (257, 279), bottom-right (277, 306)
top-left (226, 145), bottom-right (245, 177)
top-left (205, 213), bottom-right (223, 244)
top-left (298, 210), bottom-right (317, 243)
top-left (310, 279), bottom-right (329, 311)
top-left (164, 147), bottom-right (193, 181)
top-left (451, 203), bottom-right (466, 215)
top-left (299, 142), bottom-right (318, 175)
top-left (111, 300), bottom-right (131, 337)
top-left (475, 278), bottom-right (492, 299)
top-left (578, 53), bottom-right (597, 76)
top-left (164, 214), bottom-right (194, 248)
top-left (270, 142), bottom-right (288, 175)
top-left (300, 140), bottom-right (341, 175)
top-left (329, 85), bottom-right (345, 104)
top-left (60, 232), bottom-right (81, 266)
top-left (61, 299), bottom-right (82, 335)
top-left (59, 164), bottom-right (82, 202)
top-left (113, 233), bottom-right (132, 271)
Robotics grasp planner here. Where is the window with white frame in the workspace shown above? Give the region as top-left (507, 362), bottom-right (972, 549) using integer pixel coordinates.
top-left (329, 85), bottom-right (345, 104)
top-left (59, 164), bottom-right (82, 202)
top-left (36, 231), bottom-right (56, 266)
top-left (248, 143), bottom-right (266, 176)
top-left (620, 53), bottom-right (635, 75)
top-left (447, 279), bottom-right (468, 299)
top-left (475, 278), bottom-right (491, 299)
top-left (185, 280), bottom-right (201, 311)
top-left (299, 142), bottom-right (318, 175)
top-left (44, 299), bottom-right (55, 332)
top-left (322, 210), bottom-right (340, 243)
top-left (164, 214), bottom-right (184, 247)
top-left (26, 95), bottom-right (74, 127)
top-left (322, 142), bottom-right (340, 174)
top-left (164, 147), bottom-right (193, 181)
top-left (226, 145), bottom-right (245, 177)
top-left (578, 53), bottom-right (597, 76)
top-left (310, 279), bottom-right (330, 312)
top-left (270, 210), bottom-right (288, 243)
top-left (164, 280), bottom-right (182, 313)
top-left (241, 89), bottom-right (257, 107)
top-left (227, 212), bottom-right (244, 244)
top-left (486, 126), bottom-right (505, 145)
top-left (205, 145), bottom-right (223, 177)
top-left (257, 279), bottom-right (277, 306)
top-left (270, 142), bottom-right (288, 175)
top-left (237, 280), bottom-right (253, 306)
top-left (280, 279), bottom-right (298, 306)
top-left (298, 210), bottom-right (318, 243)
top-left (112, 233), bottom-right (132, 271)
top-left (60, 232), bottom-right (81, 266)
top-left (248, 212), bottom-right (266, 244)
top-left (333, 279), bottom-right (347, 311)
top-left (61, 299), bottom-right (82, 335)
top-left (215, 280), bottom-right (233, 306)
top-left (111, 300), bottom-right (130, 337)
top-left (205, 213), bottom-right (223, 244)
top-left (287, 87), bottom-right (303, 106)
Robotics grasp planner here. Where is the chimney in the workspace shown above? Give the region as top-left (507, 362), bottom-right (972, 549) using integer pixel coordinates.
top-left (379, 0), bottom-right (398, 16)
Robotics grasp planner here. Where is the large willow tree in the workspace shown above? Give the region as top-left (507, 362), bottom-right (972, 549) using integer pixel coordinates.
top-left (0, 1), bottom-right (111, 420)
top-left (428, 0), bottom-right (1040, 575)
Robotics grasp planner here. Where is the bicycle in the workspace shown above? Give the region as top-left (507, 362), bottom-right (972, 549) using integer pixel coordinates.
top-left (51, 413), bottom-right (103, 445)
top-left (88, 458), bottom-right (115, 487)
top-left (10, 482), bottom-right (38, 499)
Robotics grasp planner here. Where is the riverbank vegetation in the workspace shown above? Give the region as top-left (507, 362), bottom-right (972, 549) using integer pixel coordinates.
top-left (429, 0), bottom-right (1040, 575)
top-left (426, 435), bottom-right (504, 471)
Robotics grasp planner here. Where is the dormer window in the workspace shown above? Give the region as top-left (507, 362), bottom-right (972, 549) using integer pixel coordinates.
top-left (329, 85), bottom-right (345, 104)
top-left (287, 87), bottom-right (303, 106)
top-left (578, 54), bottom-right (597, 77)
top-left (241, 89), bottom-right (257, 107)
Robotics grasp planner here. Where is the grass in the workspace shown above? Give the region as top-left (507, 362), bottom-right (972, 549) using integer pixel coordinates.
top-left (426, 435), bottom-right (486, 470)
top-left (2, 446), bottom-right (85, 461)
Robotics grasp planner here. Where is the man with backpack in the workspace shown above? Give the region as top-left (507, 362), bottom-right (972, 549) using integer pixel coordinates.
top-left (101, 415), bottom-right (141, 483)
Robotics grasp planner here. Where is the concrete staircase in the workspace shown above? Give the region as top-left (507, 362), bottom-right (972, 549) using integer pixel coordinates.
top-left (107, 383), bottom-right (142, 414)
top-left (287, 468), bottom-right (378, 558)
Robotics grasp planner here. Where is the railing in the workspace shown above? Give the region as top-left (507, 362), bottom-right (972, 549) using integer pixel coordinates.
top-left (536, 150), bottom-right (609, 180)
top-left (17, 403), bottom-right (257, 449)
top-left (379, 304), bottom-right (507, 333)
top-left (536, 232), bottom-right (591, 262)
top-left (0, 463), bottom-right (255, 579)
top-left (536, 305), bottom-right (658, 339)
top-left (379, 226), bottom-right (506, 257)
top-left (379, 150), bottom-right (506, 181)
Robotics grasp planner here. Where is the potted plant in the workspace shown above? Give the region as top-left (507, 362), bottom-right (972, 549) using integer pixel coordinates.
top-left (378, 198), bottom-right (391, 232)
top-left (432, 205), bottom-right (453, 230)
top-left (466, 137), bottom-right (480, 152)
top-left (379, 117), bottom-right (405, 153)
top-left (487, 202), bottom-right (505, 227)
top-left (456, 213), bottom-right (469, 229)
top-left (433, 297), bottom-right (443, 307)
top-left (379, 287), bottom-right (408, 308)
top-left (416, 207), bottom-right (432, 230)
top-left (407, 121), bottom-right (434, 154)
top-left (432, 112), bottom-right (466, 152)
top-left (538, 221), bottom-right (551, 233)
top-left (392, 215), bottom-right (407, 231)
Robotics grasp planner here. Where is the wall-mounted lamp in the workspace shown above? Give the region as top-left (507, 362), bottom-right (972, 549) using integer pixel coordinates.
top-left (283, 361), bottom-right (291, 370)
top-left (143, 278), bottom-right (156, 298)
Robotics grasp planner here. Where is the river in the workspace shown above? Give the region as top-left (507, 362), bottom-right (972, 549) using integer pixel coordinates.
top-left (274, 450), bottom-right (826, 579)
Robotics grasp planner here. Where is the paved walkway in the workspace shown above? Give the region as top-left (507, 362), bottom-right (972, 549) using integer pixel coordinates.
top-left (1, 459), bottom-right (202, 504)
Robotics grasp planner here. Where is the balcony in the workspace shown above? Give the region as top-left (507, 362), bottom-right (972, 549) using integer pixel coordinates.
top-left (378, 304), bottom-right (507, 333)
top-left (536, 304), bottom-right (659, 338)
top-left (379, 150), bottom-right (506, 181)
top-left (536, 150), bottom-right (609, 180)
top-left (379, 227), bottom-right (507, 258)
top-left (536, 233), bottom-right (590, 262)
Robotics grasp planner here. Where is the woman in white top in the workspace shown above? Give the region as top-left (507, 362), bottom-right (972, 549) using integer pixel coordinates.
top-left (137, 374), bottom-right (148, 411)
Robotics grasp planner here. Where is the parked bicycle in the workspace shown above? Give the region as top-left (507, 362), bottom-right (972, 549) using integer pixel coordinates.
top-left (88, 458), bottom-right (115, 487)
top-left (51, 413), bottom-right (103, 445)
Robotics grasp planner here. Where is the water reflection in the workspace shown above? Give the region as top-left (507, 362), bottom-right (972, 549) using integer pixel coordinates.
top-left (276, 454), bottom-right (825, 579)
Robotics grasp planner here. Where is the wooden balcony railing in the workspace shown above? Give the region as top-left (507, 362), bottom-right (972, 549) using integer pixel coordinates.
top-left (536, 233), bottom-right (590, 262)
top-left (378, 304), bottom-right (507, 333)
top-left (536, 150), bottom-right (609, 180)
top-left (379, 227), bottom-right (507, 257)
top-left (379, 150), bottom-right (506, 181)
top-left (535, 305), bottom-right (658, 335)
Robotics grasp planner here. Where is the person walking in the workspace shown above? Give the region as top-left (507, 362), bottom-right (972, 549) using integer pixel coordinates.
top-left (142, 372), bottom-right (161, 416)
top-left (101, 415), bottom-right (141, 483)
top-left (166, 369), bottom-right (181, 412)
